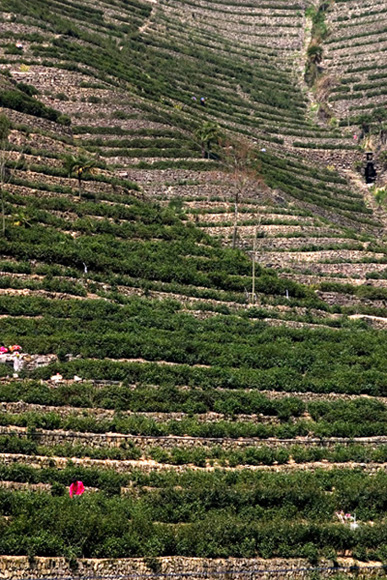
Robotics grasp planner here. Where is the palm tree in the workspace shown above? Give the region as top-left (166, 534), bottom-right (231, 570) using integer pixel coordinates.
top-left (195, 122), bottom-right (220, 159)
top-left (307, 43), bottom-right (323, 65)
top-left (63, 154), bottom-right (97, 197)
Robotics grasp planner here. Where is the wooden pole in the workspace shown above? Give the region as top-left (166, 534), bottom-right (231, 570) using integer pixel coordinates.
top-left (232, 194), bottom-right (238, 250)
top-left (251, 226), bottom-right (257, 304)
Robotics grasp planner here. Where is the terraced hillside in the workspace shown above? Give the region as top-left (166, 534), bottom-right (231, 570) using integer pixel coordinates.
top-left (324, 0), bottom-right (387, 121)
top-left (0, 0), bottom-right (387, 577)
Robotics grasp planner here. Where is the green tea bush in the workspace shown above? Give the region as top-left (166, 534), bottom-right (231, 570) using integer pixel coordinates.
top-left (0, 89), bottom-right (69, 125)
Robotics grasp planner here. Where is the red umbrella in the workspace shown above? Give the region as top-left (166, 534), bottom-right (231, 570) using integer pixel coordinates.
top-left (0, 347), bottom-right (8, 354)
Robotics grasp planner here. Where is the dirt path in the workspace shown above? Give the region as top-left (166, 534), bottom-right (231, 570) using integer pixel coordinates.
top-left (139, 0), bottom-right (158, 34)
top-left (1, 452), bottom-right (386, 474)
top-left (346, 169), bottom-right (387, 234)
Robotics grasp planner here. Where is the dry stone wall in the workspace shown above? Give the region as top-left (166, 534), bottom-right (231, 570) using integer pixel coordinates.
top-left (0, 556), bottom-right (384, 580)
top-left (0, 108), bottom-right (72, 138)
top-left (2, 426), bottom-right (387, 452)
top-left (0, 402), bottom-right (281, 425)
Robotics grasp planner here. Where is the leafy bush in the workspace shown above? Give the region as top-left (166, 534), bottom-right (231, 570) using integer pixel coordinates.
top-left (0, 89), bottom-right (69, 125)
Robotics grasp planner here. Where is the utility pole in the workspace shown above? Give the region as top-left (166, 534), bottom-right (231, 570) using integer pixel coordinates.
top-left (232, 191), bottom-right (239, 250)
top-left (251, 226), bottom-right (257, 305)
top-left (0, 114), bottom-right (11, 236)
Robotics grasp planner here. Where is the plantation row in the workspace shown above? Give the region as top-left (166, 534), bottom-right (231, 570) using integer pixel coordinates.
top-left (23, 356), bottom-right (387, 398)
top-left (3, 380), bottom-right (387, 429)
top-left (4, 119), bottom-right (362, 236)
top-left (0, 0), bottom-right (369, 233)
top-left (1, 0), bottom-right (387, 573)
top-left (2, 469), bottom-right (387, 559)
top-left (1, 294), bottom-right (387, 378)
top-left (4, 407), bottom-right (387, 438)
top-left (0, 225), bottom-right (260, 292)
top-left (325, 0), bottom-right (387, 121)
top-left (4, 433), bottom-right (387, 467)
top-left (1, 182), bottom-right (336, 305)
top-left (4, 465), bottom-right (387, 518)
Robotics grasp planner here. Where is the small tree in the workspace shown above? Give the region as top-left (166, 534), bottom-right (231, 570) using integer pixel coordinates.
top-left (374, 186), bottom-right (387, 206)
top-left (373, 107), bottom-right (387, 145)
top-left (195, 122), bottom-right (220, 159)
top-left (0, 114), bottom-right (11, 236)
top-left (220, 138), bottom-right (265, 249)
top-left (63, 153), bottom-right (97, 197)
top-left (12, 208), bottom-right (33, 228)
top-left (305, 43), bottom-right (324, 85)
top-left (307, 43), bottom-right (323, 64)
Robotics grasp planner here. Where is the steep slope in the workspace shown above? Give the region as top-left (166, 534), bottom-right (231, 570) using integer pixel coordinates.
top-left (1, 0), bottom-right (387, 575)
top-left (2, 0), bottom-right (387, 303)
top-left (324, 0), bottom-right (387, 121)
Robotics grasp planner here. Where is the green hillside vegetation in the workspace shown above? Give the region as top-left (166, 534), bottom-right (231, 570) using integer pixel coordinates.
top-left (0, 0), bottom-right (387, 574)
top-left (4, 469), bottom-right (387, 560)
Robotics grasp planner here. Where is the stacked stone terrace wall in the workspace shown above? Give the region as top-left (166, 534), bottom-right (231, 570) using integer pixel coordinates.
top-left (0, 108), bottom-right (72, 137)
top-left (2, 427), bottom-right (387, 451)
top-left (0, 556), bottom-right (384, 580)
top-left (0, 402), bottom-right (281, 425)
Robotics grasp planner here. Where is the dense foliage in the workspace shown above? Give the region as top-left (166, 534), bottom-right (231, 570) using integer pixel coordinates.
top-left (2, 470), bottom-right (387, 560)
top-left (0, 0), bottom-right (386, 568)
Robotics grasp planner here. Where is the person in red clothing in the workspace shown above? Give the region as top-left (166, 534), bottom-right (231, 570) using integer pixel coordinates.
top-left (69, 480), bottom-right (85, 498)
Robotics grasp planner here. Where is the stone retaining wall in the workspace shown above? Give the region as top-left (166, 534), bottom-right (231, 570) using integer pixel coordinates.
top-left (0, 556), bottom-right (384, 580)
top-left (2, 426), bottom-right (387, 451)
top-left (255, 250), bottom-right (385, 264)
top-left (0, 108), bottom-right (72, 138)
top-left (2, 452), bottom-right (387, 476)
top-left (260, 238), bottom-right (365, 251)
top-left (0, 402), bottom-right (281, 425)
